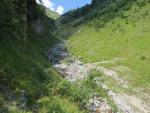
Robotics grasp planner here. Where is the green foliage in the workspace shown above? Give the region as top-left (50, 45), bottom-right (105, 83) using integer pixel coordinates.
top-left (38, 96), bottom-right (86, 113)
top-left (43, 70), bottom-right (118, 112)
top-left (43, 99), bottom-right (66, 113)
top-left (140, 55), bottom-right (146, 60)
top-left (67, 3), bottom-right (150, 87)
top-left (0, 94), bottom-right (8, 113)
top-left (61, 4), bottom-right (91, 24)
top-left (45, 7), bottom-right (60, 20)
top-left (37, 69), bottom-right (118, 113)
top-left (0, 0), bottom-right (59, 112)
top-left (0, 0), bottom-right (15, 27)
top-left (0, 95), bottom-right (4, 107)
top-left (56, 2), bottom-right (150, 112)
top-left (60, 0), bottom-right (150, 26)
top-left (1, 0), bottom-right (150, 112)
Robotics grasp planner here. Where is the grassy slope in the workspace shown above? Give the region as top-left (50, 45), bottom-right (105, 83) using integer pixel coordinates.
top-left (1, 1), bottom-right (150, 113)
top-left (38, 96), bottom-right (87, 113)
top-left (0, 2), bottom-right (89, 113)
top-left (45, 8), bottom-right (60, 20)
top-left (59, 3), bottom-right (150, 88)
top-left (0, 2), bottom-right (58, 94)
top-left (0, 11), bottom-right (58, 112)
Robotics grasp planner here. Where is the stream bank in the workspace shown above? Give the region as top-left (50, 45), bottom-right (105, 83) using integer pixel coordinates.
top-left (45, 41), bottom-right (150, 113)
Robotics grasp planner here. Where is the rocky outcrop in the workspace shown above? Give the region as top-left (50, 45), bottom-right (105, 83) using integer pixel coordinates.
top-left (87, 96), bottom-right (111, 113)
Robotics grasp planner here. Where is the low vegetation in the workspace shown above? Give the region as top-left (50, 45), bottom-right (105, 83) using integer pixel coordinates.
top-left (61, 1), bottom-right (150, 88)
top-left (0, 0), bottom-right (150, 112)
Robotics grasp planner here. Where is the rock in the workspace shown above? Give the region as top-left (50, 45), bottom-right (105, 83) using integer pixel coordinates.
top-left (32, 104), bottom-right (39, 113)
top-left (46, 42), bottom-right (113, 112)
top-left (8, 91), bottom-right (16, 101)
top-left (19, 90), bottom-right (28, 110)
top-left (87, 96), bottom-right (111, 113)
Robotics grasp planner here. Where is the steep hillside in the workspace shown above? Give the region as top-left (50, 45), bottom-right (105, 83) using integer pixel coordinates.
top-left (45, 7), bottom-right (60, 20)
top-left (1, 0), bottom-right (150, 113)
top-left (58, 0), bottom-right (150, 88)
top-left (55, 0), bottom-right (150, 112)
top-left (0, 0), bottom-right (59, 112)
top-left (61, 0), bottom-right (149, 24)
top-left (0, 1), bottom-right (95, 113)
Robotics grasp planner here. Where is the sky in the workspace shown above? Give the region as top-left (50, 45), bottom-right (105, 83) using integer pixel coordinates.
top-left (36, 0), bottom-right (91, 15)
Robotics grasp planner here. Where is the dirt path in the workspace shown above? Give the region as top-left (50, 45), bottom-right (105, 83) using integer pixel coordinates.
top-left (46, 42), bottom-right (150, 113)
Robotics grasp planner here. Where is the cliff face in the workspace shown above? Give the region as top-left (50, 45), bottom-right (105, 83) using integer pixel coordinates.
top-left (0, 1), bottom-right (58, 112)
top-left (0, 0), bottom-right (55, 42)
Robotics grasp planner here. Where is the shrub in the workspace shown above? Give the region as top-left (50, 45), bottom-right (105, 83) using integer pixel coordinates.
top-left (140, 56), bottom-right (146, 60)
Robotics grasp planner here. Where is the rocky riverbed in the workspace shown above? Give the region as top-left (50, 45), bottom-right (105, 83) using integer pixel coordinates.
top-left (46, 41), bottom-right (150, 113)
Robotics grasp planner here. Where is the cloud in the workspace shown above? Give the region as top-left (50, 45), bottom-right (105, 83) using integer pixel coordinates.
top-left (42, 0), bottom-right (55, 11)
top-left (36, 0), bottom-right (64, 14)
top-left (56, 6), bottom-right (64, 15)
top-left (36, 0), bottom-right (40, 4)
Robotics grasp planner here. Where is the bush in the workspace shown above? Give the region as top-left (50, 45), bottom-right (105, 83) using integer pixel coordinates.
top-left (47, 100), bottom-right (65, 113)
top-left (0, 95), bottom-right (4, 107)
top-left (140, 56), bottom-right (146, 60)
top-left (0, 95), bottom-right (8, 113)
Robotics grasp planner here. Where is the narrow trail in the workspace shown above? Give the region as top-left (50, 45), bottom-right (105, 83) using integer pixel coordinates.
top-left (45, 42), bottom-right (150, 113)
